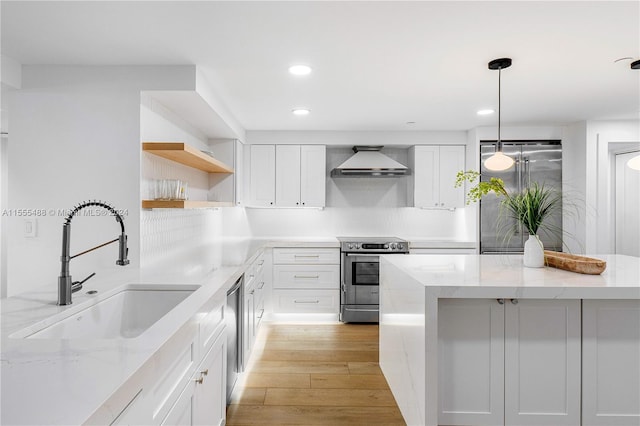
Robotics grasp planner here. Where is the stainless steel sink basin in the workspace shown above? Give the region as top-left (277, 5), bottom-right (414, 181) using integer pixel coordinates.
top-left (12, 284), bottom-right (199, 339)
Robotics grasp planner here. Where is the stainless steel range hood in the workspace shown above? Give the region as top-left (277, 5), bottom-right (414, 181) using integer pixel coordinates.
top-left (331, 146), bottom-right (410, 177)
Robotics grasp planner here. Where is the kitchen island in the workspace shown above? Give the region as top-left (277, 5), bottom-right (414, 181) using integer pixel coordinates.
top-left (379, 254), bottom-right (640, 426)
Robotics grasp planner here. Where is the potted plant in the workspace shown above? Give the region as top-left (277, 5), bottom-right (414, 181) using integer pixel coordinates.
top-left (455, 170), bottom-right (564, 267)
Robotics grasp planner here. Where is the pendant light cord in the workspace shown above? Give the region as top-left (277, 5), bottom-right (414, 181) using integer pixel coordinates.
top-left (497, 66), bottom-right (502, 152)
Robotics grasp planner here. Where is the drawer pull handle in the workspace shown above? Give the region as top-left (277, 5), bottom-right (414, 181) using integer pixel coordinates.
top-left (201, 369), bottom-right (209, 376)
top-left (259, 260), bottom-right (264, 265)
top-left (294, 275), bottom-right (320, 279)
top-left (258, 282), bottom-right (265, 289)
top-left (294, 255), bottom-right (320, 258)
top-left (497, 298), bottom-right (505, 305)
top-left (249, 289), bottom-right (255, 295)
top-left (257, 309), bottom-right (265, 319)
top-left (294, 300), bottom-right (320, 304)
top-left (511, 298), bottom-right (519, 305)
top-left (194, 377), bottom-right (204, 384)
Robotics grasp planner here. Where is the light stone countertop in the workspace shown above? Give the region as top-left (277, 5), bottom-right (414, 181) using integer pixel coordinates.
top-left (0, 237), bottom-right (339, 425)
top-left (401, 238), bottom-right (476, 249)
top-left (380, 253), bottom-right (640, 299)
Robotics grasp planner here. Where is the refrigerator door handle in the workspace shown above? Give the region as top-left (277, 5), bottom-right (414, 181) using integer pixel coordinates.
top-left (524, 157), bottom-right (531, 187)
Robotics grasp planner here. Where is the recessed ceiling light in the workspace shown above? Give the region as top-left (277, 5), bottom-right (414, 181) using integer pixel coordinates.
top-left (292, 108), bottom-right (310, 116)
top-left (288, 65), bottom-right (312, 76)
top-left (477, 109), bottom-right (495, 116)
top-left (406, 121), bottom-right (416, 125)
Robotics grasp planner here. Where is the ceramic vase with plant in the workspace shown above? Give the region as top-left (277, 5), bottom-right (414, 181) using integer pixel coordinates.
top-left (455, 170), bottom-right (564, 268)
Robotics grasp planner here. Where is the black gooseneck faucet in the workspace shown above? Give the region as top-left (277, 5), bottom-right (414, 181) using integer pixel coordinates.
top-left (58, 200), bottom-right (129, 305)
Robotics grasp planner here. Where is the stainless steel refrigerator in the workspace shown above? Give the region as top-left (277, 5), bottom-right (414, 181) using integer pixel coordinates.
top-left (480, 140), bottom-right (563, 254)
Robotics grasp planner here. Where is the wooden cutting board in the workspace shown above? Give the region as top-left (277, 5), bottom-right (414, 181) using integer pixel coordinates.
top-left (544, 250), bottom-right (606, 275)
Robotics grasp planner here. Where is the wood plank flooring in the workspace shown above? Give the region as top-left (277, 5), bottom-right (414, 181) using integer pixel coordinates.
top-left (226, 323), bottom-right (406, 425)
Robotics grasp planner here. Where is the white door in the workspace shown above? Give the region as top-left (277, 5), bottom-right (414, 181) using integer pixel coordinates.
top-left (413, 146), bottom-right (440, 208)
top-left (582, 300), bottom-right (640, 426)
top-left (249, 145), bottom-right (275, 207)
top-left (504, 299), bottom-right (581, 426)
top-left (300, 145), bottom-right (326, 207)
top-left (275, 145), bottom-right (301, 207)
top-left (615, 151), bottom-right (640, 257)
top-left (438, 298), bottom-right (505, 426)
top-left (193, 331), bottom-right (227, 426)
top-left (439, 145), bottom-right (465, 208)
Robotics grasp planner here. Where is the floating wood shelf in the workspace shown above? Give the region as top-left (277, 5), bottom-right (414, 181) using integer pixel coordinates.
top-left (142, 200), bottom-right (234, 209)
top-left (142, 142), bottom-right (234, 173)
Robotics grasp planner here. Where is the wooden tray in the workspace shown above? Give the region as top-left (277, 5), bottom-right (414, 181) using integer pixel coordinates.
top-left (544, 251), bottom-right (606, 275)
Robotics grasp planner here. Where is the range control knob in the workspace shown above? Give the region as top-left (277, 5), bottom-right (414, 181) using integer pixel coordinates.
top-left (390, 243), bottom-right (397, 250)
top-left (347, 243), bottom-right (354, 250)
top-left (397, 243), bottom-right (405, 251)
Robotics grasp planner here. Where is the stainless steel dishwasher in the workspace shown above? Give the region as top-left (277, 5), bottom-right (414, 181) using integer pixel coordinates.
top-left (226, 275), bottom-right (243, 404)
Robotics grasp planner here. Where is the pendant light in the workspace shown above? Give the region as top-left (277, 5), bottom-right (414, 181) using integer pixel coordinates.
top-left (484, 58), bottom-right (515, 171)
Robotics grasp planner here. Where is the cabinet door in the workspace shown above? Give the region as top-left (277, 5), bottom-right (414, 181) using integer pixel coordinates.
top-left (249, 145), bottom-right (275, 207)
top-left (275, 145), bottom-right (301, 207)
top-left (582, 300), bottom-right (640, 426)
top-left (242, 288), bottom-right (255, 368)
top-left (439, 145), bottom-right (465, 208)
top-left (413, 146), bottom-right (439, 208)
top-left (161, 380), bottom-right (196, 426)
top-left (193, 330), bottom-right (227, 426)
top-left (300, 145), bottom-right (326, 207)
top-left (438, 299), bottom-right (505, 426)
top-left (235, 140), bottom-right (244, 206)
top-left (504, 299), bottom-right (581, 426)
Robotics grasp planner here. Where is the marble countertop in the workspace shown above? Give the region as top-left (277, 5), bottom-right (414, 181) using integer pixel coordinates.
top-left (0, 237), bottom-right (339, 425)
top-left (380, 254), bottom-right (640, 299)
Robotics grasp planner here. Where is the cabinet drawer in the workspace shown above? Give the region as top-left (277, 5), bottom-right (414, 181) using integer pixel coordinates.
top-left (273, 289), bottom-right (339, 313)
top-left (273, 265), bottom-right (339, 289)
top-left (273, 248), bottom-right (339, 265)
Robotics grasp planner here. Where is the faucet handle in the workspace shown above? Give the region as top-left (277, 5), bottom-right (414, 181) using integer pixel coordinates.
top-left (72, 272), bottom-right (96, 292)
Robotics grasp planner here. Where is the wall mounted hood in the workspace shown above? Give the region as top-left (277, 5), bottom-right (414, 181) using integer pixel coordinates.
top-left (331, 146), bottom-right (410, 177)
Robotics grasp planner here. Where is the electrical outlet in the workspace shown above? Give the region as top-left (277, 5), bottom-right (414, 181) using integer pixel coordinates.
top-left (24, 218), bottom-right (37, 238)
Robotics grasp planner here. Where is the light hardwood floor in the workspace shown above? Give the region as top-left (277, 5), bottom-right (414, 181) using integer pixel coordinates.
top-left (226, 323), bottom-right (406, 425)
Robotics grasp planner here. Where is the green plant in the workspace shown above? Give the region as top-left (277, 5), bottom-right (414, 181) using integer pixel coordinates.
top-left (455, 170), bottom-right (564, 239)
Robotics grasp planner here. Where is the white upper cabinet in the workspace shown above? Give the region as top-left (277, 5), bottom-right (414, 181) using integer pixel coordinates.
top-left (249, 145), bottom-right (276, 206)
top-left (249, 144), bottom-right (326, 208)
top-left (299, 145), bottom-right (326, 207)
top-left (276, 145), bottom-right (302, 207)
top-left (409, 145), bottom-right (465, 209)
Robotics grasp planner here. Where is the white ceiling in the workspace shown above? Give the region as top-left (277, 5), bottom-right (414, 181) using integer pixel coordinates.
top-left (2, 1), bottom-right (639, 132)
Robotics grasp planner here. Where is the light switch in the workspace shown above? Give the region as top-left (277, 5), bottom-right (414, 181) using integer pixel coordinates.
top-left (24, 218), bottom-right (37, 238)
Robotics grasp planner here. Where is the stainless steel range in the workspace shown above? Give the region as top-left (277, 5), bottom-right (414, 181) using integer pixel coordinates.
top-left (338, 237), bottom-right (409, 323)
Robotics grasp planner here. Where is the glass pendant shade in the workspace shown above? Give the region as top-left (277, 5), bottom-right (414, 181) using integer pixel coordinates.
top-left (627, 154), bottom-right (640, 171)
top-left (484, 150), bottom-right (515, 171)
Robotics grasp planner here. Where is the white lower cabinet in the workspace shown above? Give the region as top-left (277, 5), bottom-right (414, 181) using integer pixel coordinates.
top-left (105, 292), bottom-right (227, 426)
top-left (162, 329), bottom-right (226, 426)
top-left (582, 300), bottom-right (640, 426)
top-left (272, 248), bottom-right (340, 315)
top-left (439, 298), bottom-right (581, 426)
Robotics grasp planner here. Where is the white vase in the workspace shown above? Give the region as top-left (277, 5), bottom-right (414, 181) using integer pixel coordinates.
top-left (523, 234), bottom-right (545, 268)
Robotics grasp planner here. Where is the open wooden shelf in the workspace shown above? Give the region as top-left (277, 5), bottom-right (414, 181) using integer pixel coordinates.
top-left (142, 200), bottom-right (234, 209)
top-left (142, 142), bottom-right (234, 173)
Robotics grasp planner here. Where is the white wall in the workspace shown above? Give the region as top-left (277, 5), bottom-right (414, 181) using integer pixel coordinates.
top-left (6, 65), bottom-right (197, 296)
top-left (585, 120), bottom-right (640, 254)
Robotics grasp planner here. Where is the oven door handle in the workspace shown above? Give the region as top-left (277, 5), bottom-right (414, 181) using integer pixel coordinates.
top-left (344, 253), bottom-right (381, 257)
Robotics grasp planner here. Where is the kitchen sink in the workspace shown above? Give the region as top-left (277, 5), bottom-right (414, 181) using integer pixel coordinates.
top-left (12, 284), bottom-right (199, 339)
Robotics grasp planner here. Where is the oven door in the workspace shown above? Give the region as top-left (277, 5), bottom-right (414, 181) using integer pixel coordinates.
top-left (341, 253), bottom-right (380, 322)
